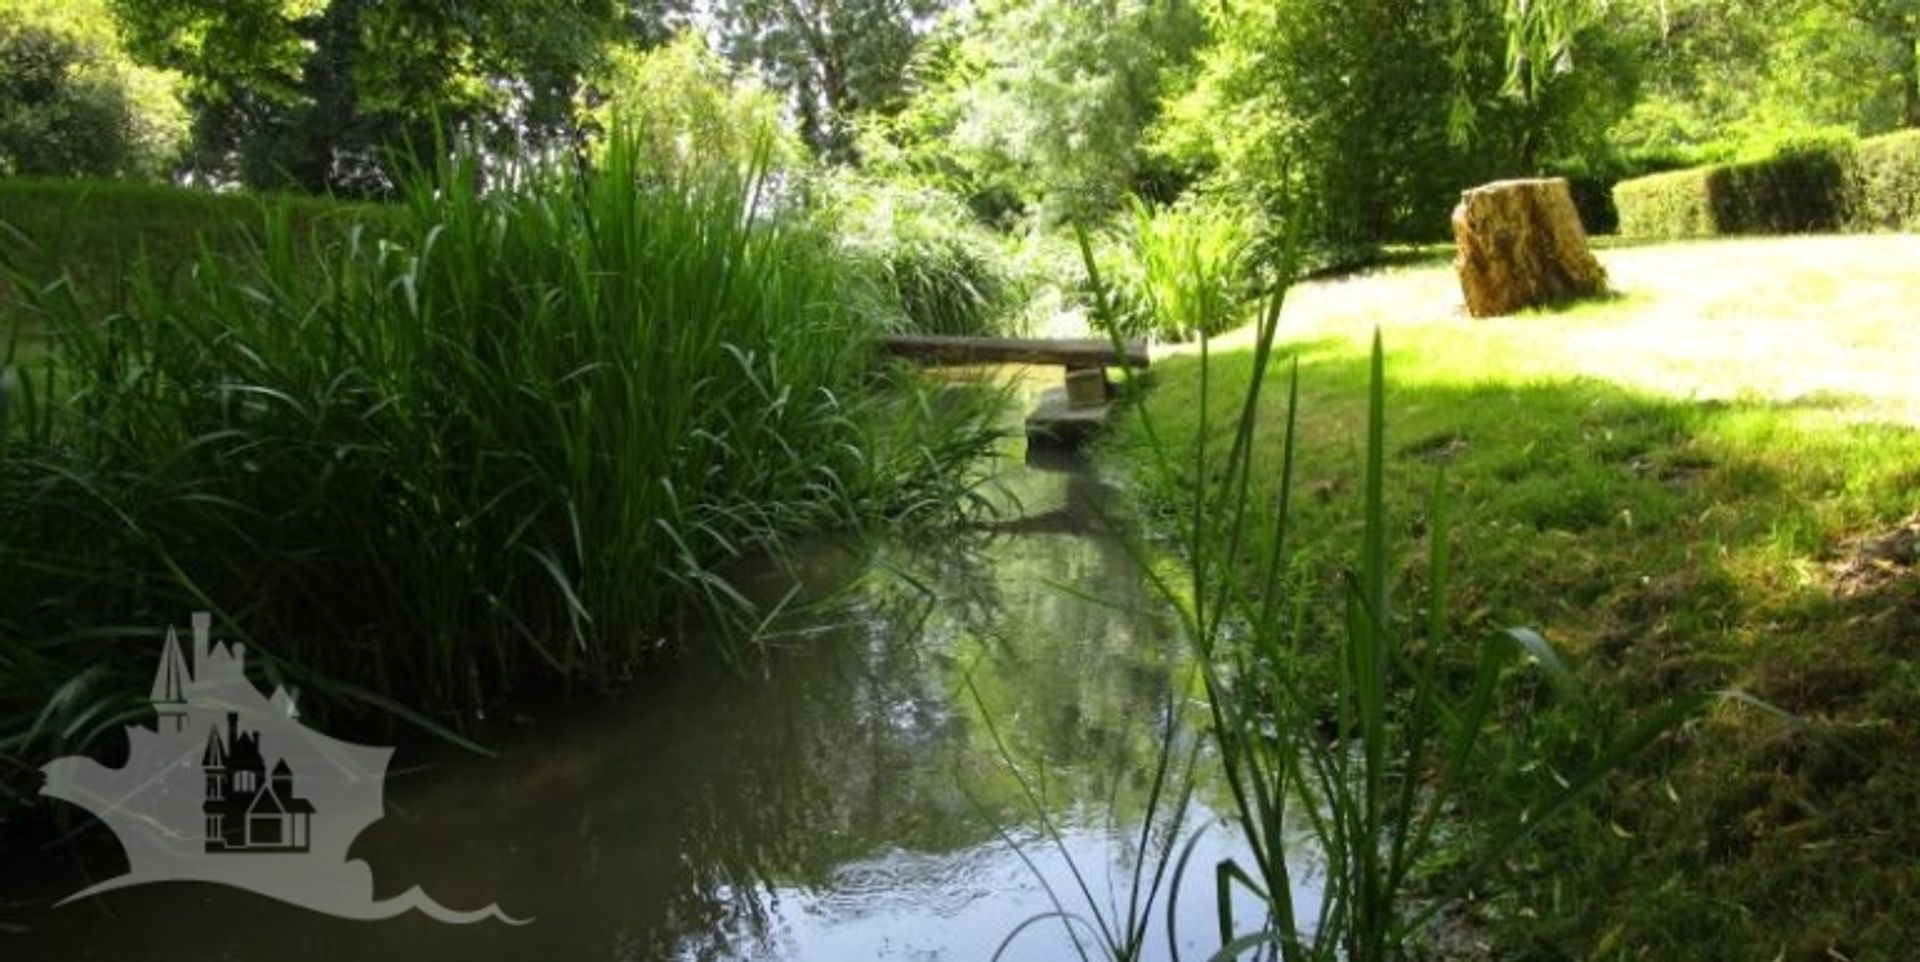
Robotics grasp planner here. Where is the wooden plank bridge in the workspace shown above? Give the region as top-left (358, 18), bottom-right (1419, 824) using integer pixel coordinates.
top-left (877, 334), bottom-right (1149, 370)
top-left (878, 334), bottom-right (1151, 446)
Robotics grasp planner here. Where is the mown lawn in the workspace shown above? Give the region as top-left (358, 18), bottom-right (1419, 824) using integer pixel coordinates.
top-left (1109, 234), bottom-right (1920, 959)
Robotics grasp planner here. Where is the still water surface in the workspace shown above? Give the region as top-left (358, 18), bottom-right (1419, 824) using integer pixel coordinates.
top-left (3, 439), bottom-right (1316, 961)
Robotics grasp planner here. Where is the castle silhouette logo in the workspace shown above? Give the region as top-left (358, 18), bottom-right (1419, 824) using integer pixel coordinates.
top-left (39, 613), bottom-right (527, 924)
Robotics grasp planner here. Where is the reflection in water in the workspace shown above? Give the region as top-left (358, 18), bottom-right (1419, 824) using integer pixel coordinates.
top-left (1, 435), bottom-right (1317, 961)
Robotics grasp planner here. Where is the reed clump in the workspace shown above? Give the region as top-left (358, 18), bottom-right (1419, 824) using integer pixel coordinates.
top-left (0, 129), bottom-right (1002, 812)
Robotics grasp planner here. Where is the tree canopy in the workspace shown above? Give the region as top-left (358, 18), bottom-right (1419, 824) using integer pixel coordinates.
top-left (105, 0), bottom-right (621, 191)
top-left (712, 0), bottom-right (942, 159)
top-left (0, 0), bottom-right (1909, 247)
top-left (0, 0), bottom-right (186, 178)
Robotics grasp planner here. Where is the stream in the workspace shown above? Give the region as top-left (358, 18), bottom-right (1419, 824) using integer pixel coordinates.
top-left (1, 413), bottom-right (1320, 961)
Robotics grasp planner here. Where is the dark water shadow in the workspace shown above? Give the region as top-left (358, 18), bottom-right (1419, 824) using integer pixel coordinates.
top-left (0, 436), bottom-right (1296, 961)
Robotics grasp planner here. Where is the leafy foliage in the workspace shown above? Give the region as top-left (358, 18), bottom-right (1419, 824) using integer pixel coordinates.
top-left (1614, 0), bottom-right (1919, 160)
top-left (814, 171), bottom-right (1017, 336)
top-left (0, 0), bottom-right (186, 178)
top-left (1160, 0), bottom-right (1641, 257)
top-left (711, 0), bottom-right (940, 159)
top-left (1849, 127), bottom-right (1920, 228)
top-left (871, 0), bottom-right (1203, 226)
top-left (582, 32), bottom-right (801, 179)
top-left (1158, 0), bottom-right (1472, 256)
top-left (1484, 0), bottom-right (1647, 168)
top-left (109, 0), bottom-right (622, 192)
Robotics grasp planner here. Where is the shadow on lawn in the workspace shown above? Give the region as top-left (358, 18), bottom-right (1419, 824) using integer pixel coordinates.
top-left (1115, 339), bottom-right (1920, 959)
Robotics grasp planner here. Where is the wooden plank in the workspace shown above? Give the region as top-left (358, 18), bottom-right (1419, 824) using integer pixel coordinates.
top-left (878, 334), bottom-right (1149, 369)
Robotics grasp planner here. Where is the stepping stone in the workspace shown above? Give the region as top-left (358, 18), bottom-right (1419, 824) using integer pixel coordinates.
top-left (1026, 387), bottom-right (1111, 447)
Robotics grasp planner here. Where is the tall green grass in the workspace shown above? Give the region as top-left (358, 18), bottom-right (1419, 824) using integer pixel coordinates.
top-left (0, 131), bottom-right (1003, 817)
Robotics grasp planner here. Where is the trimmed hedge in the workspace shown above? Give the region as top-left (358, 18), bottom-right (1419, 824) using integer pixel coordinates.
top-left (1614, 131), bottom-right (1920, 239)
top-left (1613, 168), bottom-right (1715, 238)
top-left (1851, 130), bottom-right (1920, 231)
top-left (1550, 151), bottom-right (1697, 236)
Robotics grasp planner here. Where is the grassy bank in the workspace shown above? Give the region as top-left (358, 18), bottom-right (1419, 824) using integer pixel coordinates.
top-left (1, 179), bottom-right (376, 348)
top-left (0, 136), bottom-right (1003, 827)
top-left (1104, 235), bottom-right (1920, 957)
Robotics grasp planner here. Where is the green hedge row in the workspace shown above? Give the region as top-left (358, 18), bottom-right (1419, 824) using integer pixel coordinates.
top-left (1851, 130), bottom-right (1920, 231)
top-left (1614, 130), bottom-right (1920, 238)
top-left (1550, 150), bottom-right (1697, 235)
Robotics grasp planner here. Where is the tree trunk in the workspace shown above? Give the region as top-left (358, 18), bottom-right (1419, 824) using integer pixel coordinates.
top-left (1451, 178), bottom-right (1607, 318)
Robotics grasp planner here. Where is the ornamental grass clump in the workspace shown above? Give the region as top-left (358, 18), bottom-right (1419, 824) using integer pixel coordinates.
top-left (1092, 197), bottom-right (1254, 343)
top-left (815, 173), bottom-right (1018, 337)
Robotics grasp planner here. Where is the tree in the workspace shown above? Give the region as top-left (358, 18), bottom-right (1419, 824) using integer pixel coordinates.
top-left (1158, 0), bottom-right (1638, 256)
top-left (1825, 0), bottom-right (1917, 128)
top-left (1495, 0), bottom-right (1614, 167)
top-left (0, 0), bottom-right (186, 178)
top-left (108, 0), bottom-right (621, 193)
top-left (1160, 0), bottom-right (1492, 254)
top-left (1615, 0), bottom-right (1916, 158)
top-left (582, 32), bottom-right (801, 179)
top-left (867, 0), bottom-right (1202, 225)
top-left (712, 0), bottom-right (943, 159)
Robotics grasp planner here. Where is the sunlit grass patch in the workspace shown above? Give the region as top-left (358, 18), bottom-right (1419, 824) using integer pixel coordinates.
top-left (1107, 235), bottom-right (1920, 956)
top-left (1183, 233), bottom-right (1920, 426)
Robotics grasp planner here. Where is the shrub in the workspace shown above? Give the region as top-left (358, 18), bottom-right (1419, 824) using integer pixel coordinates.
top-left (0, 179), bottom-right (379, 314)
top-left (1561, 173), bottom-right (1620, 235)
top-left (1615, 148), bottom-right (1850, 238)
top-left (0, 9), bottom-right (186, 179)
top-left (1613, 131), bottom-right (1920, 238)
top-left (0, 21), bottom-right (133, 177)
top-left (1710, 145), bottom-right (1852, 233)
top-left (1549, 150), bottom-right (1697, 235)
top-left (815, 174), bottom-right (1017, 337)
top-left (996, 228), bottom-right (1086, 336)
top-left (1613, 168), bottom-right (1718, 239)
